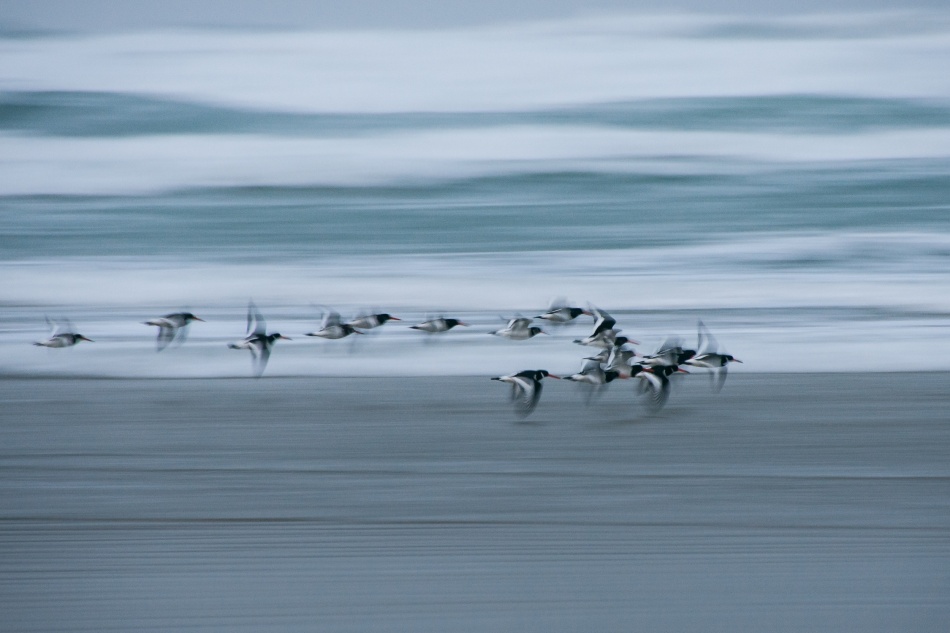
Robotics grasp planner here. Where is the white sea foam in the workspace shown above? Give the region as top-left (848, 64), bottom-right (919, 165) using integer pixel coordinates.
top-left (0, 232), bottom-right (950, 312)
top-left (4, 305), bottom-right (949, 377)
top-left (3, 233), bottom-right (949, 309)
top-left (2, 125), bottom-right (950, 195)
top-left (2, 232), bottom-right (949, 376)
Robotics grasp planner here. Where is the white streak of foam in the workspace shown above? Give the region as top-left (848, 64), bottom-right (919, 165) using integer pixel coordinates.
top-left (3, 310), bottom-right (950, 377)
top-left (3, 127), bottom-right (950, 195)
top-left (3, 233), bottom-right (949, 375)
top-left (3, 232), bottom-right (950, 310)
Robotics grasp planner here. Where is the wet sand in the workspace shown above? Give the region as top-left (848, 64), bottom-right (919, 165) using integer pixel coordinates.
top-left (1, 373), bottom-right (948, 632)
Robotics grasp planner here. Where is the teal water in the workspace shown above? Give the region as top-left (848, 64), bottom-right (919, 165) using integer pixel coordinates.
top-left (4, 92), bottom-right (950, 137)
top-left (1, 13), bottom-right (949, 375)
top-left (3, 164), bottom-right (950, 259)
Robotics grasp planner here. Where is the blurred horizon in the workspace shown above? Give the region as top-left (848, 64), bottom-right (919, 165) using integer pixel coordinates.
top-left (5, 0), bottom-right (950, 34)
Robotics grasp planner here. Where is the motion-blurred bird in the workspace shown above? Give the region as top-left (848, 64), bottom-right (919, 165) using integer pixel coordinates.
top-left (683, 321), bottom-right (741, 392)
top-left (588, 304), bottom-right (618, 337)
top-left (573, 305), bottom-right (639, 348)
top-left (227, 301), bottom-right (290, 377)
top-left (306, 309), bottom-right (362, 340)
top-left (633, 365), bottom-right (673, 412)
top-left (603, 345), bottom-right (639, 377)
top-left (491, 316), bottom-right (546, 340)
top-left (575, 332), bottom-right (634, 350)
top-left (347, 312), bottom-right (401, 330)
top-left (563, 359), bottom-right (623, 405)
top-left (536, 298), bottom-right (590, 324)
top-left (33, 316), bottom-right (93, 348)
top-left (409, 317), bottom-right (467, 333)
top-left (640, 336), bottom-right (692, 368)
top-left (144, 311), bottom-right (204, 352)
top-left (491, 369), bottom-right (559, 418)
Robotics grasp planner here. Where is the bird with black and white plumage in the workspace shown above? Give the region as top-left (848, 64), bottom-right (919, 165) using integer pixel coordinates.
top-left (563, 358), bottom-right (626, 386)
top-left (586, 344), bottom-right (637, 375)
top-left (491, 316), bottom-right (546, 340)
top-left (575, 331), bottom-right (635, 350)
top-left (573, 304), bottom-right (640, 348)
top-left (144, 311), bottom-right (204, 352)
top-left (33, 316), bottom-right (93, 348)
top-left (587, 304), bottom-right (618, 337)
top-left (536, 298), bottom-right (590, 324)
top-left (491, 369), bottom-right (559, 418)
top-left (603, 345), bottom-right (640, 377)
top-left (682, 320), bottom-right (742, 392)
top-left (305, 309), bottom-right (362, 340)
top-left (640, 336), bottom-right (689, 368)
top-left (632, 364), bottom-right (674, 412)
top-left (633, 335), bottom-right (695, 405)
top-left (409, 316), bottom-right (468, 333)
top-left (562, 358), bottom-right (625, 405)
top-left (227, 301), bottom-right (290, 377)
top-left (346, 312), bottom-right (401, 330)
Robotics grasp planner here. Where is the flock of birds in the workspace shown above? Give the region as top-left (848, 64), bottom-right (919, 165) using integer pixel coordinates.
top-left (33, 299), bottom-right (741, 418)
top-left (489, 303), bottom-right (741, 417)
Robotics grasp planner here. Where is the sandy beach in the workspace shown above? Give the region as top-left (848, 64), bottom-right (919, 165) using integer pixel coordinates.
top-left (1, 372), bottom-right (947, 631)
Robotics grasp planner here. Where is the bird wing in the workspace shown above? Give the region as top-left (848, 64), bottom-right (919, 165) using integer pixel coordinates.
top-left (697, 320), bottom-right (719, 355)
top-left (579, 359), bottom-right (601, 374)
top-left (156, 325), bottom-right (176, 352)
top-left (583, 383), bottom-right (598, 406)
top-left (512, 377), bottom-right (541, 416)
top-left (348, 312), bottom-right (377, 329)
top-left (322, 310), bottom-right (342, 328)
top-left (45, 315), bottom-right (61, 336)
top-left (349, 309), bottom-right (368, 326)
top-left (585, 348), bottom-right (611, 364)
top-left (656, 336), bottom-right (683, 360)
top-left (684, 353), bottom-right (712, 369)
top-left (711, 365), bottom-right (728, 393)
top-left (247, 301), bottom-right (266, 337)
top-left (252, 342), bottom-right (270, 377)
top-left (638, 372), bottom-right (670, 411)
top-left (547, 296), bottom-right (568, 310)
top-left (588, 304), bottom-right (616, 335)
top-left (606, 348), bottom-right (634, 371)
top-left (507, 317), bottom-right (531, 330)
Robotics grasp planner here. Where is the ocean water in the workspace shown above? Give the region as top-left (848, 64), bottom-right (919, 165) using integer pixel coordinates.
top-left (2, 10), bottom-right (950, 376)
